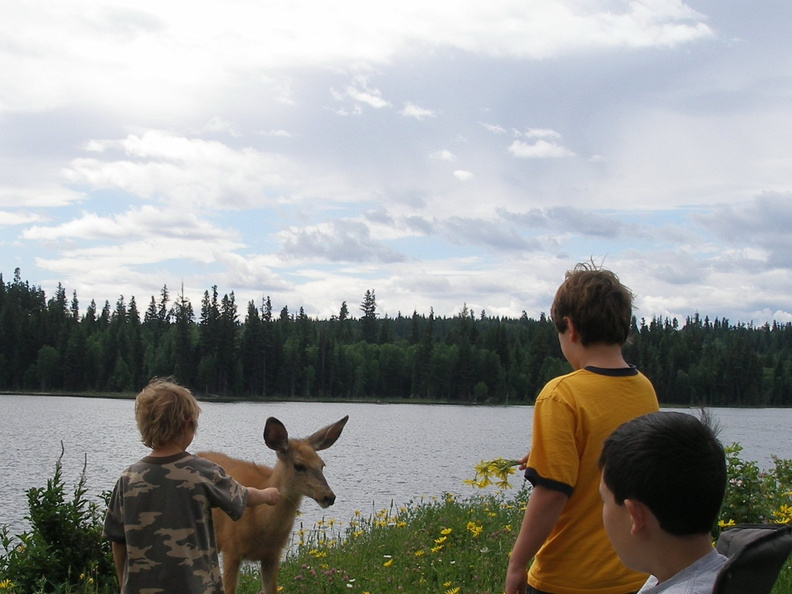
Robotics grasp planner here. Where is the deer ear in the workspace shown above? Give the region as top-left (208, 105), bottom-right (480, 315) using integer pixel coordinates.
top-left (308, 415), bottom-right (349, 451)
top-left (264, 417), bottom-right (289, 453)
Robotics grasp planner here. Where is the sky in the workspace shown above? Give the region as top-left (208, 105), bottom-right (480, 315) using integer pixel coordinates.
top-left (2, 0), bottom-right (792, 324)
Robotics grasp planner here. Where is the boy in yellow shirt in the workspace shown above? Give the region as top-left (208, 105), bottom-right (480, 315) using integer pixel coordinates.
top-left (506, 262), bottom-right (659, 594)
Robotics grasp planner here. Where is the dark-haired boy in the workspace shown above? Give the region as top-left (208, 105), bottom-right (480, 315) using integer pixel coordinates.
top-left (599, 411), bottom-right (728, 593)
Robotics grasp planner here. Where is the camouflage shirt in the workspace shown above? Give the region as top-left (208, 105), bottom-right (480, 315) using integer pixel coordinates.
top-left (103, 451), bottom-right (248, 593)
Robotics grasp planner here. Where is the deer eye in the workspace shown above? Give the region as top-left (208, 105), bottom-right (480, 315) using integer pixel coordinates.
top-left (294, 462), bottom-right (307, 472)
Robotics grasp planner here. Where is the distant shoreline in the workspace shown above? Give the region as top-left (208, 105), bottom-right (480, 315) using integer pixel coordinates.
top-left (1, 391), bottom-right (789, 408)
top-left (0, 391), bottom-right (515, 406)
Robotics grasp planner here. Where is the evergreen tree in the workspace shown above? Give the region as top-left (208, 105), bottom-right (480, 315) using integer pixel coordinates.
top-left (360, 290), bottom-right (377, 343)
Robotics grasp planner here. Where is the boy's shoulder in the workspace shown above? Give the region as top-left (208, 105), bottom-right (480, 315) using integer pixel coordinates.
top-left (639, 550), bottom-right (727, 593)
top-left (119, 452), bottom-right (224, 483)
top-left (537, 366), bottom-right (654, 406)
top-left (542, 366), bottom-right (643, 388)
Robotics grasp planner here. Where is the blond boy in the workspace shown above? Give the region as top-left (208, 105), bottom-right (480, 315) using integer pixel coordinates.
top-left (103, 379), bottom-right (279, 593)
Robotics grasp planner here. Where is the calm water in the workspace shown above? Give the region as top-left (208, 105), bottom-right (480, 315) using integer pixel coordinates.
top-left (1, 396), bottom-right (791, 540)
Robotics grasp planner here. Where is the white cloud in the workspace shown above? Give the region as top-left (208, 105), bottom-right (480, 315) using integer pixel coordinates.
top-left (21, 205), bottom-right (231, 241)
top-left (454, 170), bottom-right (474, 181)
top-left (524, 128), bottom-right (562, 139)
top-left (334, 76), bottom-right (390, 110)
top-left (64, 130), bottom-right (299, 209)
top-left (482, 123), bottom-right (508, 135)
top-left (0, 211), bottom-right (43, 227)
top-left (0, 186), bottom-right (85, 208)
top-left (430, 150), bottom-right (457, 162)
top-left (261, 130), bottom-right (294, 138)
top-left (401, 102), bottom-right (436, 120)
top-left (0, 1), bottom-right (712, 117)
top-left (277, 219), bottom-right (406, 263)
top-left (508, 139), bottom-right (575, 158)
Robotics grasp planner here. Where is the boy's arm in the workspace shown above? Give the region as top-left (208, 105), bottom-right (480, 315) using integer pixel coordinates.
top-left (505, 485), bottom-right (568, 594)
top-left (111, 541), bottom-right (127, 591)
top-left (246, 486), bottom-right (280, 507)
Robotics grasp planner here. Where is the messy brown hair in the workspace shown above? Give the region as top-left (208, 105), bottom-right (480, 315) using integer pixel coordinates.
top-left (550, 261), bottom-right (634, 346)
top-left (135, 378), bottom-right (201, 449)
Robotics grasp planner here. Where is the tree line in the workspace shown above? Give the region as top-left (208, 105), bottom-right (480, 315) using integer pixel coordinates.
top-left (1, 268), bottom-right (790, 406)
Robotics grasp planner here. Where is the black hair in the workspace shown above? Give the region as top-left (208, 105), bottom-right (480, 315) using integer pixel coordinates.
top-left (599, 411), bottom-right (726, 536)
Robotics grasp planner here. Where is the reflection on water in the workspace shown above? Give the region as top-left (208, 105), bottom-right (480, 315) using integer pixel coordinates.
top-left (1, 396), bottom-right (790, 540)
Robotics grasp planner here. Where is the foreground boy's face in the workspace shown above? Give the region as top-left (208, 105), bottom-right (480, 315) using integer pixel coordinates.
top-left (599, 475), bottom-right (638, 571)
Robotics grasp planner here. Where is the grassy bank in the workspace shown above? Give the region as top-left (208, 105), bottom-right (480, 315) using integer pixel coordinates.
top-left (1, 447), bottom-right (791, 593)
top-left (231, 485), bottom-right (792, 594)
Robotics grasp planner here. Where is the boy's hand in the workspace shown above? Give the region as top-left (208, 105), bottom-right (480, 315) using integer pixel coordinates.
top-left (247, 486), bottom-right (281, 507)
top-left (262, 487), bottom-right (280, 505)
top-left (518, 451), bottom-right (530, 471)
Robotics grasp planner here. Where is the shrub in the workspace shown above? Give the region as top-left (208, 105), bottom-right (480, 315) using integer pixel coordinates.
top-left (718, 444), bottom-right (792, 533)
top-left (0, 445), bottom-right (114, 593)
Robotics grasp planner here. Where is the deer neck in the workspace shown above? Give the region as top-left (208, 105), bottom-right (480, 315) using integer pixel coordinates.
top-left (270, 462), bottom-right (304, 512)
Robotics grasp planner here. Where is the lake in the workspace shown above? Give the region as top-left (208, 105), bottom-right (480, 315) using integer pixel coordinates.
top-left (1, 395), bottom-right (791, 541)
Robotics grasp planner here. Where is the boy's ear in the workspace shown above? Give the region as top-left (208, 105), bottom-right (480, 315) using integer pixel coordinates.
top-left (625, 499), bottom-right (649, 535)
top-left (564, 317), bottom-right (579, 341)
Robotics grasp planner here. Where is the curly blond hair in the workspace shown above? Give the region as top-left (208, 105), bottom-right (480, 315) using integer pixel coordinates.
top-left (135, 378), bottom-right (201, 449)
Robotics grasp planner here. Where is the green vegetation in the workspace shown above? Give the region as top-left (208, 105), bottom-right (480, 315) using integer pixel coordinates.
top-left (2, 268), bottom-right (792, 406)
top-left (1, 446), bottom-right (790, 593)
top-left (0, 447), bottom-right (113, 593)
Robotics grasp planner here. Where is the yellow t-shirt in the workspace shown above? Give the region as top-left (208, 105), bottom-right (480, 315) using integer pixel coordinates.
top-left (526, 366), bottom-right (659, 594)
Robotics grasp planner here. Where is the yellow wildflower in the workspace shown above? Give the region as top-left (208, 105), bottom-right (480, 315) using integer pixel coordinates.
top-left (773, 505), bottom-right (792, 524)
top-left (467, 457), bottom-right (521, 489)
top-left (467, 521), bottom-right (484, 537)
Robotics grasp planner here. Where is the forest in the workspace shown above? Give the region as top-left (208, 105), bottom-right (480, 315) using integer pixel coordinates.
top-left (1, 268), bottom-right (790, 406)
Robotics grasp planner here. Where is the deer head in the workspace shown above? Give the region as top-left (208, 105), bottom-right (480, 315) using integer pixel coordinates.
top-left (263, 415), bottom-right (349, 508)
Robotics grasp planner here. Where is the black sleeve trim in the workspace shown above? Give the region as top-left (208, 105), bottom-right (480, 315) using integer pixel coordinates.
top-left (524, 468), bottom-right (574, 497)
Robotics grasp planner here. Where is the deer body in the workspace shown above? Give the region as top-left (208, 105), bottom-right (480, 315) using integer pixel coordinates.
top-left (198, 415), bottom-right (348, 594)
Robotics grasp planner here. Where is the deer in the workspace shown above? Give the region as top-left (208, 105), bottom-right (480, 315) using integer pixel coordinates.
top-left (198, 414), bottom-right (349, 594)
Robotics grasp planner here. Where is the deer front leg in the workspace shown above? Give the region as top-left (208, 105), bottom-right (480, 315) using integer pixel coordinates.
top-left (222, 552), bottom-right (242, 594)
top-left (259, 556), bottom-right (280, 594)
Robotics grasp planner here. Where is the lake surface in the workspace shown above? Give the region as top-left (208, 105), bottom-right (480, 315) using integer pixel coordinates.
top-left (1, 396), bottom-right (791, 541)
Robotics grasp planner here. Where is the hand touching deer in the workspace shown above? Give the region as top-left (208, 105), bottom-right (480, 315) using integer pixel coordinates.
top-left (199, 415), bottom-right (349, 594)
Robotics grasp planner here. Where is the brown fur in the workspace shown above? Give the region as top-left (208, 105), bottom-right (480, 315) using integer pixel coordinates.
top-left (198, 415), bottom-right (348, 594)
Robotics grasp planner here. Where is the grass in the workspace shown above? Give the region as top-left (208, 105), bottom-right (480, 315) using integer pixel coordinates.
top-left (231, 486), bottom-right (792, 594)
top-left (234, 489), bottom-right (528, 594)
top-left (2, 449), bottom-right (790, 593)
